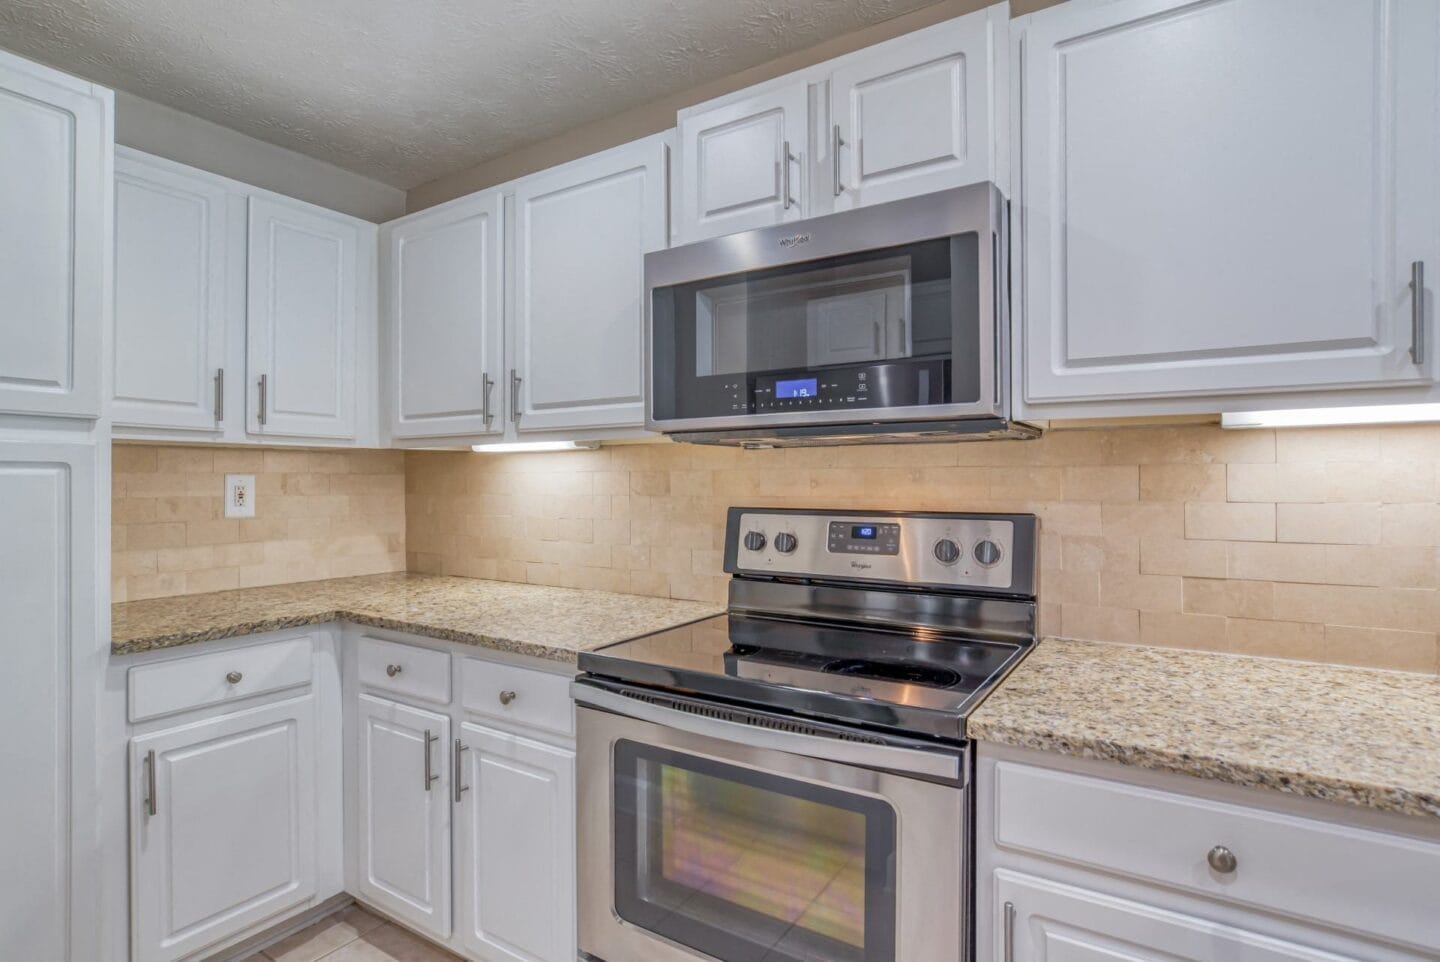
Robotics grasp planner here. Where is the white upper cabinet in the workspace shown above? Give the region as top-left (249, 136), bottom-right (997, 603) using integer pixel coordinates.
top-left (247, 197), bottom-right (362, 439)
top-left (382, 191), bottom-right (503, 439)
top-left (112, 151), bottom-right (230, 432)
top-left (830, 7), bottom-right (1003, 211)
top-left (677, 83), bottom-right (809, 242)
top-left (1017, 0), bottom-right (1440, 408)
top-left (673, 8), bottom-right (1005, 245)
top-left (130, 696), bottom-right (319, 962)
top-left (510, 134), bottom-right (669, 433)
top-left (0, 50), bottom-right (110, 419)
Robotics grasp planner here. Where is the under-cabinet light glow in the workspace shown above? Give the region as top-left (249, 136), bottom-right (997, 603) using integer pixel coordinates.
top-left (1221, 404), bottom-right (1440, 429)
top-left (470, 440), bottom-right (600, 453)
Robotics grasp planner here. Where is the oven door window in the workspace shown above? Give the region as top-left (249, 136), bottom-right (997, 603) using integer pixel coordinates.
top-left (650, 234), bottom-right (981, 422)
top-left (613, 740), bottom-right (898, 962)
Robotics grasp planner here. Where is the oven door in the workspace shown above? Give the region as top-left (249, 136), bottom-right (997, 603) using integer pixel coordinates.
top-left (646, 181), bottom-right (1005, 434)
top-left (575, 682), bottom-right (968, 962)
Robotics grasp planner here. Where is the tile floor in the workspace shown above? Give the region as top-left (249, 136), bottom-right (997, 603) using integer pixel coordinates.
top-left (242, 905), bottom-right (463, 962)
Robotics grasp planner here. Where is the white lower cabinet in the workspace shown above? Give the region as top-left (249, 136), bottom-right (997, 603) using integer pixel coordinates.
top-left (996, 872), bottom-right (1345, 962)
top-left (979, 746), bottom-right (1440, 962)
top-left (354, 693), bottom-right (453, 940)
top-left (130, 695), bottom-right (319, 962)
top-left (455, 722), bottom-right (576, 962)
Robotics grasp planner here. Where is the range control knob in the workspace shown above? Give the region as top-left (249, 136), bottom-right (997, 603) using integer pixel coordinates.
top-left (933, 538), bottom-right (962, 565)
top-left (774, 532), bottom-right (798, 554)
top-left (973, 540), bottom-right (1003, 567)
top-left (743, 531), bottom-right (767, 552)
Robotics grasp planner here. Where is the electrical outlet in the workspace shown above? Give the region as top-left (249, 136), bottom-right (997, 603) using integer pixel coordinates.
top-left (224, 474), bottom-right (256, 519)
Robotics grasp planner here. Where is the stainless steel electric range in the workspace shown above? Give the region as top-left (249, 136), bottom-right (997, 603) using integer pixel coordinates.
top-left (574, 507), bottom-right (1039, 962)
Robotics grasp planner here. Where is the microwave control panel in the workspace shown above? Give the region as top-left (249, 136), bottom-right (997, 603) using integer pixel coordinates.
top-left (721, 359), bottom-right (948, 415)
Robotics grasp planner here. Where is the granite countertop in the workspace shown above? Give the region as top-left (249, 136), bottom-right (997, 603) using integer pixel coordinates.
top-left (969, 637), bottom-right (1440, 822)
top-left (111, 572), bottom-right (723, 663)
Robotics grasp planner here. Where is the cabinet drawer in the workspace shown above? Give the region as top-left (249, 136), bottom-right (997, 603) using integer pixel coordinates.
top-left (128, 636), bottom-right (314, 722)
top-left (993, 761), bottom-right (1440, 950)
top-left (461, 658), bottom-right (574, 737)
top-left (358, 635), bottom-right (450, 705)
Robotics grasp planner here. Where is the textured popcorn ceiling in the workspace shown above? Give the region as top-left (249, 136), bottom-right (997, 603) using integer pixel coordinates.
top-left (0, 0), bottom-right (939, 188)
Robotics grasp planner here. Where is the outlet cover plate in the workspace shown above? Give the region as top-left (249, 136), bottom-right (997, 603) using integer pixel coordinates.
top-left (225, 474), bottom-right (256, 519)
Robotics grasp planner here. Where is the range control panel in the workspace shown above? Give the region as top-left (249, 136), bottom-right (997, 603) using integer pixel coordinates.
top-left (725, 508), bottom-right (1037, 596)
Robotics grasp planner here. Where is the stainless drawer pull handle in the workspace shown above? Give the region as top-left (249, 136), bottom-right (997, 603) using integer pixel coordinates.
top-left (214, 368), bottom-right (224, 422)
top-left (499, 689), bottom-right (517, 706)
top-left (386, 664), bottom-right (403, 677)
top-left (1207, 845), bottom-right (1238, 874)
top-left (1002, 900), bottom-right (1015, 962)
top-left (510, 368), bottom-right (522, 423)
top-left (481, 373), bottom-right (495, 428)
top-left (143, 749), bottom-right (158, 817)
top-left (257, 373), bottom-right (268, 426)
top-left (832, 124), bottom-right (846, 196)
top-left (1411, 260), bottom-right (1426, 366)
top-left (225, 670), bottom-right (243, 684)
top-left (781, 140), bottom-right (795, 211)
top-left (453, 739), bottom-right (469, 804)
top-left (423, 729), bottom-right (439, 791)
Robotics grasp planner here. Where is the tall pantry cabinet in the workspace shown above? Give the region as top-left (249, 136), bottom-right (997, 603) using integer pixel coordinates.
top-left (0, 47), bottom-right (112, 962)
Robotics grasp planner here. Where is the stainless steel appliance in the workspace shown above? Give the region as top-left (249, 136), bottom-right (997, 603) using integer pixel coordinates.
top-left (645, 183), bottom-right (1037, 446)
top-left (575, 507), bottom-right (1039, 962)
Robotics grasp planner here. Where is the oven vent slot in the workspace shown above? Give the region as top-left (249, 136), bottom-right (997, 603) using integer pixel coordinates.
top-left (618, 688), bottom-right (889, 745)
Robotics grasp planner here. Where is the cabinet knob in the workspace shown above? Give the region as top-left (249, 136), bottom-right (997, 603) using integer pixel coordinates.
top-left (225, 671), bottom-right (243, 684)
top-left (499, 689), bottom-right (517, 706)
top-left (386, 664), bottom-right (403, 677)
top-left (1207, 845), bottom-right (1238, 874)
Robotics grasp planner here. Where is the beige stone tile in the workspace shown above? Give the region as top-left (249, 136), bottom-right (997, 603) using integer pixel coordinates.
top-left (1225, 462), bottom-right (1327, 503)
top-left (113, 445), bottom-right (158, 473)
top-left (125, 473), bottom-right (192, 498)
top-left (1322, 545), bottom-right (1439, 590)
top-left (1274, 426), bottom-right (1380, 463)
top-left (126, 572), bottom-right (187, 601)
top-left (1224, 618), bottom-right (1325, 660)
top-left (1376, 424), bottom-right (1440, 462)
top-left (156, 545), bottom-right (216, 573)
top-left (155, 496), bottom-right (221, 523)
top-left (212, 447), bottom-right (266, 473)
top-left (1380, 503), bottom-right (1440, 546)
top-left (1101, 502), bottom-right (1184, 540)
top-left (1041, 569), bottom-right (1100, 606)
top-left (1324, 460), bottom-right (1436, 503)
top-left (1138, 463), bottom-right (1226, 502)
top-left (114, 497), bottom-right (158, 524)
top-left (1099, 572), bottom-right (1181, 612)
top-left (1139, 610), bottom-right (1227, 649)
top-left (331, 922), bottom-right (465, 961)
top-left (1184, 502), bottom-right (1275, 542)
top-left (1102, 424), bottom-right (1274, 465)
top-left (1060, 535), bottom-right (1140, 573)
top-left (1225, 541), bottom-right (1330, 584)
top-left (1322, 625), bottom-right (1439, 674)
top-left (155, 446), bottom-right (215, 474)
top-left (1275, 503), bottom-right (1380, 545)
top-left (1060, 605), bottom-right (1140, 644)
top-left (1183, 578), bottom-right (1273, 619)
top-left (1138, 538), bottom-right (1227, 578)
top-left (127, 522), bottom-right (188, 550)
top-left (186, 568), bottom-right (240, 594)
top-left (263, 915), bottom-right (360, 962)
top-left (1064, 465), bottom-right (1138, 502)
top-left (186, 519), bottom-right (241, 546)
top-left (1272, 583), bottom-right (1437, 634)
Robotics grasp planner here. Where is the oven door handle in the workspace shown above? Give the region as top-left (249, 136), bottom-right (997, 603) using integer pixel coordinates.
top-left (573, 682), bottom-right (962, 781)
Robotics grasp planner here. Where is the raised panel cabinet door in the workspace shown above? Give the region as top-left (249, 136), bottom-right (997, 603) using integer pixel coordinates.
top-left (0, 440), bottom-right (96, 962)
top-left (677, 84), bottom-right (808, 243)
top-left (994, 872), bottom-right (1360, 962)
top-left (456, 723), bottom-right (576, 962)
top-left (0, 51), bottom-right (109, 418)
top-left (1020, 0), bottom-right (1440, 404)
top-left (113, 151), bottom-right (230, 431)
top-left (829, 8), bottom-right (998, 211)
top-left (355, 694), bottom-right (452, 940)
top-left (383, 191), bottom-right (503, 439)
top-left (130, 696), bottom-right (319, 962)
top-left (511, 135), bottom-right (669, 432)
top-left (247, 196), bottom-right (359, 438)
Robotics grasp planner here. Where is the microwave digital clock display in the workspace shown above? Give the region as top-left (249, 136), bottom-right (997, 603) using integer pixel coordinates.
top-left (774, 377), bottom-right (818, 399)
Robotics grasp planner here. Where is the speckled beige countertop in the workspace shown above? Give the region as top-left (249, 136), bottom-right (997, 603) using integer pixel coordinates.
top-left (969, 637), bottom-right (1440, 821)
top-left (111, 572), bottom-right (722, 663)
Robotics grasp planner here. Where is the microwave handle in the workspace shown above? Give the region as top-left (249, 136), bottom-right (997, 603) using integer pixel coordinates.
top-left (573, 680), bottom-right (961, 781)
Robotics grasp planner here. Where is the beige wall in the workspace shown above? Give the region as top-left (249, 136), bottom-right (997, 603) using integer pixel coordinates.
top-left (406, 0), bottom-right (1068, 212)
top-left (406, 422), bottom-right (1440, 675)
top-left (113, 445), bottom-right (407, 602)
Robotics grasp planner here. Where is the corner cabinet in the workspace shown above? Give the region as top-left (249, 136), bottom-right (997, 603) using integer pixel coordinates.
top-left (510, 135), bottom-right (669, 433)
top-left (673, 6), bottom-right (1006, 244)
top-left (382, 191), bottom-right (504, 440)
top-left (110, 149), bottom-right (379, 445)
top-left (1015, 0), bottom-right (1440, 411)
top-left (0, 50), bottom-right (110, 419)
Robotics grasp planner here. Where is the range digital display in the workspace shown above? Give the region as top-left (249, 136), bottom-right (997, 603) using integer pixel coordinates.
top-left (851, 525), bottom-right (878, 540)
top-left (774, 377), bottom-right (819, 399)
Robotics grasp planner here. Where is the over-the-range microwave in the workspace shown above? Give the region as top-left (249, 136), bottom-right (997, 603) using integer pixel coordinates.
top-left (644, 182), bottom-right (1037, 447)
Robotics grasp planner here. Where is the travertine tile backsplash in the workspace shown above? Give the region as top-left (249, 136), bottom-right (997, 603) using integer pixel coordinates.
top-left (405, 421), bottom-right (1440, 675)
top-left (113, 445), bottom-right (406, 602)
